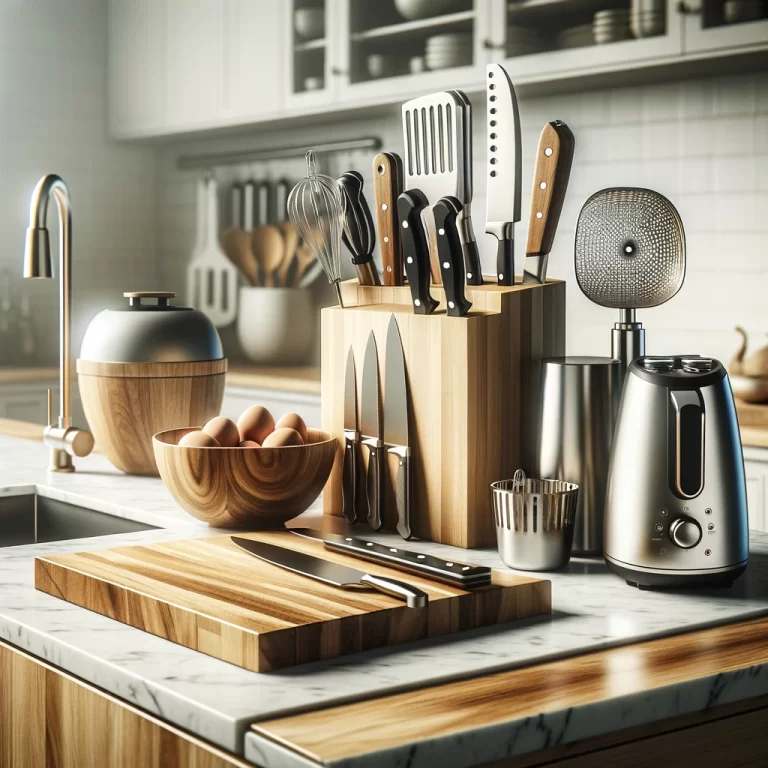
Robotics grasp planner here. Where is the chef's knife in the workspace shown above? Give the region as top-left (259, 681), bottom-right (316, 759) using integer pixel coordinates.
top-left (231, 537), bottom-right (427, 608)
top-left (291, 529), bottom-right (493, 587)
top-left (449, 90), bottom-right (483, 286)
top-left (434, 196), bottom-right (472, 318)
top-left (383, 314), bottom-right (414, 539)
top-left (397, 190), bottom-right (438, 315)
top-left (485, 64), bottom-right (522, 287)
top-left (342, 346), bottom-right (359, 524)
top-left (523, 120), bottom-right (575, 285)
top-left (361, 331), bottom-right (384, 530)
top-left (338, 171), bottom-right (381, 286)
top-left (373, 152), bottom-right (404, 286)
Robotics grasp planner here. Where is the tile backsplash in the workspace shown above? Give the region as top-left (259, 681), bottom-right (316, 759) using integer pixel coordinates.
top-left (158, 70), bottom-right (767, 368)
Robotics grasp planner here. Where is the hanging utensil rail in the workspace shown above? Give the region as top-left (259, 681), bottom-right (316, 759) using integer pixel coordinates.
top-left (177, 138), bottom-right (382, 171)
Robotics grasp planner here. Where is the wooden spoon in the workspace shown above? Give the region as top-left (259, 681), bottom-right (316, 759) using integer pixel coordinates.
top-left (252, 224), bottom-right (284, 287)
top-left (276, 221), bottom-right (300, 287)
top-left (221, 228), bottom-right (259, 286)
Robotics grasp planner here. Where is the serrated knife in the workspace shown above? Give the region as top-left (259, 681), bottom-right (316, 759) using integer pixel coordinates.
top-left (342, 347), bottom-right (359, 523)
top-left (290, 529), bottom-right (492, 587)
top-left (361, 331), bottom-right (384, 530)
top-left (231, 537), bottom-right (427, 608)
top-left (523, 120), bottom-right (575, 284)
top-left (383, 314), bottom-right (414, 539)
top-left (485, 64), bottom-right (522, 287)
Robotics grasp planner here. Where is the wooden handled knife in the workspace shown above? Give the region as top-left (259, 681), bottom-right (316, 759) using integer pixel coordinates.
top-left (373, 152), bottom-right (404, 285)
top-left (523, 121), bottom-right (575, 285)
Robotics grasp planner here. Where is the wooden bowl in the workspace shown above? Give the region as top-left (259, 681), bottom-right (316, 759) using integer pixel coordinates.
top-left (152, 427), bottom-right (336, 528)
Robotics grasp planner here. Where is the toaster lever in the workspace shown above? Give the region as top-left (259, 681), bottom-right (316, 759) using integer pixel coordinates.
top-left (670, 390), bottom-right (705, 499)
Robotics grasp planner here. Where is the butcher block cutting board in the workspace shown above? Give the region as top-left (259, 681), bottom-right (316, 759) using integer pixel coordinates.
top-left (34, 531), bottom-right (550, 673)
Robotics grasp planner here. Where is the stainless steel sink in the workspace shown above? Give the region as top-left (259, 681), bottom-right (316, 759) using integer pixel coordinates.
top-left (0, 493), bottom-right (157, 548)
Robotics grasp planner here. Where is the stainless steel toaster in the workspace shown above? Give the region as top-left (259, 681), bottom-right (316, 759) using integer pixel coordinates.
top-left (604, 356), bottom-right (749, 589)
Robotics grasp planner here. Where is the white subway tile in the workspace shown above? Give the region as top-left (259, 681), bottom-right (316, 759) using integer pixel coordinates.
top-left (757, 155), bottom-right (768, 191)
top-left (714, 117), bottom-right (755, 156)
top-left (679, 158), bottom-right (714, 193)
top-left (642, 122), bottom-right (681, 160)
top-left (714, 75), bottom-right (756, 117)
top-left (642, 82), bottom-right (681, 123)
top-left (679, 79), bottom-right (715, 120)
top-left (680, 120), bottom-right (716, 157)
top-left (609, 87), bottom-right (643, 125)
top-left (756, 72), bottom-right (768, 115)
top-left (755, 116), bottom-right (768, 148)
top-left (713, 155), bottom-right (758, 192)
top-left (642, 160), bottom-right (681, 197)
top-left (714, 193), bottom-right (758, 232)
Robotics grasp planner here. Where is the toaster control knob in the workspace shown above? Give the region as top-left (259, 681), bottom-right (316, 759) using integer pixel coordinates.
top-left (669, 517), bottom-right (702, 549)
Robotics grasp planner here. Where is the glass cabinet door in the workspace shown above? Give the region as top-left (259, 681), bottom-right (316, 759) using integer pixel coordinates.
top-left (680, 0), bottom-right (768, 53)
top-left (288, 0), bottom-right (335, 107)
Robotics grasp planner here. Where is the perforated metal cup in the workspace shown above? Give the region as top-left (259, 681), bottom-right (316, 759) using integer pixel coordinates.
top-left (574, 187), bottom-right (685, 309)
top-left (491, 475), bottom-right (580, 571)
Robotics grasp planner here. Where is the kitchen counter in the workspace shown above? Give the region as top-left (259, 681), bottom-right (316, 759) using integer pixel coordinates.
top-left (0, 426), bottom-right (768, 765)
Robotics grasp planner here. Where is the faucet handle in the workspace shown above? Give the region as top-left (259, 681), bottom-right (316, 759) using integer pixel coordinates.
top-left (66, 427), bottom-right (95, 458)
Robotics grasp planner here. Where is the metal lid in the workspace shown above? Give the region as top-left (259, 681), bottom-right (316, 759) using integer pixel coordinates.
top-left (79, 292), bottom-right (224, 363)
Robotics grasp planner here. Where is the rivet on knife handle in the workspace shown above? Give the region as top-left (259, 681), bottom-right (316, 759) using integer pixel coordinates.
top-left (364, 437), bottom-right (383, 530)
top-left (523, 120), bottom-right (575, 285)
top-left (374, 153), bottom-right (404, 286)
top-left (397, 190), bottom-right (439, 315)
top-left (434, 196), bottom-right (472, 318)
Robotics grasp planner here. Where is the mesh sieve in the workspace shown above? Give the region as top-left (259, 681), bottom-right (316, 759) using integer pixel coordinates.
top-left (574, 188), bottom-right (685, 309)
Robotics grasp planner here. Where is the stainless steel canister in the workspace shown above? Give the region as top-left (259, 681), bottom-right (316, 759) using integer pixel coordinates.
top-left (491, 475), bottom-right (580, 571)
top-left (537, 357), bottom-right (622, 556)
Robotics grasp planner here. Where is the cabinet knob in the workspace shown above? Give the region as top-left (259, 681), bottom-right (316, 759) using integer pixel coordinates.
top-left (676, 1), bottom-right (702, 14)
top-left (330, 66), bottom-right (347, 77)
top-left (483, 39), bottom-right (505, 50)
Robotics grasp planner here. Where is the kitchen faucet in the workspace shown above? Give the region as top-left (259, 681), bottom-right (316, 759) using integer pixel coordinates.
top-left (23, 174), bottom-right (94, 472)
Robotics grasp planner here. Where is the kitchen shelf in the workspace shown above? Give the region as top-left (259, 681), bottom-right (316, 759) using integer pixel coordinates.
top-left (294, 38), bottom-right (326, 52)
top-left (508, 0), bottom-right (630, 26)
top-left (350, 10), bottom-right (475, 43)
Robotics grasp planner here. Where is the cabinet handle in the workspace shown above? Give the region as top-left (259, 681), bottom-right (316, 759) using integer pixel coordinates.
top-left (483, 39), bottom-right (505, 50)
top-left (676, 1), bottom-right (702, 13)
top-left (330, 66), bottom-right (348, 76)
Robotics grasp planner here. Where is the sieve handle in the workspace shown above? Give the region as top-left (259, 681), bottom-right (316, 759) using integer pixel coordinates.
top-left (525, 121), bottom-right (575, 261)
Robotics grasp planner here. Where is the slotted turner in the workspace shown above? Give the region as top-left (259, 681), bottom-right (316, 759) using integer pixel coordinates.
top-left (402, 92), bottom-right (465, 284)
top-left (186, 175), bottom-right (238, 327)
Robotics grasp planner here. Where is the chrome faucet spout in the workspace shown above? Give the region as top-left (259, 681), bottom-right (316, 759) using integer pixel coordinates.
top-left (23, 174), bottom-right (93, 472)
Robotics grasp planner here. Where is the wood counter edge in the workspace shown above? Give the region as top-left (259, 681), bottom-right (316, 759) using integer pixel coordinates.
top-left (250, 614), bottom-right (768, 767)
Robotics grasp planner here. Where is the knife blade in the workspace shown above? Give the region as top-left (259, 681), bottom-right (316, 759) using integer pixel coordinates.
top-left (383, 314), bottom-right (414, 539)
top-left (291, 529), bottom-right (493, 587)
top-left (449, 89), bottom-right (483, 286)
top-left (338, 171), bottom-right (381, 286)
top-left (361, 331), bottom-right (384, 530)
top-left (485, 64), bottom-right (522, 287)
top-left (434, 196), bottom-right (472, 319)
top-left (397, 189), bottom-right (438, 315)
top-left (231, 537), bottom-right (427, 608)
top-left (373, 152), bottom-right (404, 286)
top-left (342, 346), bottom-right (359, 524)
top-left (523, 120), bottom-right (575, 285)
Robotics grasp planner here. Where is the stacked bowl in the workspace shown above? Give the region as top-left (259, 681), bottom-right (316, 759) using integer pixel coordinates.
top-left (425, 33), bottom-right (473, 70)
top-left (506, 25), bottom-right (545, 57)
top-left (557, 23), bottom-right (595, 49)
top-left (593, 9), bottom-right (632, 44)
top-left (631, 0), bottom-right (666, 38)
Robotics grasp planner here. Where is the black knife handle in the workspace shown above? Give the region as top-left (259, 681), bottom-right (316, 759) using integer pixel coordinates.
top-left (461, 226), bottom-right (484, 286)
top-left (342, 431), bottom-right (358, 523)
top-left (434, 197), bottom-right (472, 318)
top-left (338, 172), bottom-right (380, 286)
top-left (495, 223), bottom-right (515, 286)
top-left (388, 445), bottom-right (413, 540)
top-left (363, 437), bottom-right (383, 530)
top-left (397, 190), bottom-right (438, 315)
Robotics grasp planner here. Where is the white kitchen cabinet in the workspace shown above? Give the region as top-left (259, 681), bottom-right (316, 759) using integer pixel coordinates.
top-left (0, 383), bottom-right (85, 430)
top-left (744, 446), bottom-right (768, 533)
top-left (108, 0), bottom-right (167, 137)
top-left (680, 0), bottom-right (768, 54)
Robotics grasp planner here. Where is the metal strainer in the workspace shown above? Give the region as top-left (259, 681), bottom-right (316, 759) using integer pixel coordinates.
top-left (574, 188), bottom-right (686, 368)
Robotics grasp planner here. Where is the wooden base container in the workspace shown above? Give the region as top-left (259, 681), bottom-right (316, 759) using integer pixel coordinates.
top-left (77, 359), bottom-right (227, 476)
top-left (322, 279), bottom-right (565, 549)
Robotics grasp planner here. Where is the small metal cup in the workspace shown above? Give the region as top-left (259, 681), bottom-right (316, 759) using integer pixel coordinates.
top-left (491, 476), bottom-right (579, 571)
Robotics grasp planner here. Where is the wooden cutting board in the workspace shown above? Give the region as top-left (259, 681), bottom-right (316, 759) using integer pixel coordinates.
top-left (34, 531), bottom-right (550, 673)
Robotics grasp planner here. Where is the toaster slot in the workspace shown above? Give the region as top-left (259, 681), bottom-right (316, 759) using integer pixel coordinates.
top-left (669, 389), bottom-right (705, 499)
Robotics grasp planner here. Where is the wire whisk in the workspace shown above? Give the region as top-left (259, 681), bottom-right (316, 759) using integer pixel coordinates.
top-left (288, 150), bottom-right (345, 307)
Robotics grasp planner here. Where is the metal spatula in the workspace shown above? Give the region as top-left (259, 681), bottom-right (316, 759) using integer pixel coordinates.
top-left (575, 187), bottom-right (686, 369)
top-left (402, 91), bottom-right (464, 284)
top-left (186, 175), bottom-right (238, 327)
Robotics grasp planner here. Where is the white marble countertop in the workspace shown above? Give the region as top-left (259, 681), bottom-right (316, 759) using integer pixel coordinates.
top-left (1, 433), bottom-right (768, 764)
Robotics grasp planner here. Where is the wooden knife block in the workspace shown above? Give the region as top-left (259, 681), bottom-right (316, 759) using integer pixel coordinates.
top-left (321, 278), bottom-right (565, 549)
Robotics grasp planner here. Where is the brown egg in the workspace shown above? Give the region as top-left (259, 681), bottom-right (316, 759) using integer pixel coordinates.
top-left (202, 416), bottom-right (240, 447)
top-left (237, 405), bottom-right (275, 444)
top-left (238, 440), bottom-right (261, 448)
top-left (262, 427), bottom-right (304, 448)
top-left (275, 412), bottom-right (308, 443)
top-left (178, 430), bottom-right (221, 448)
